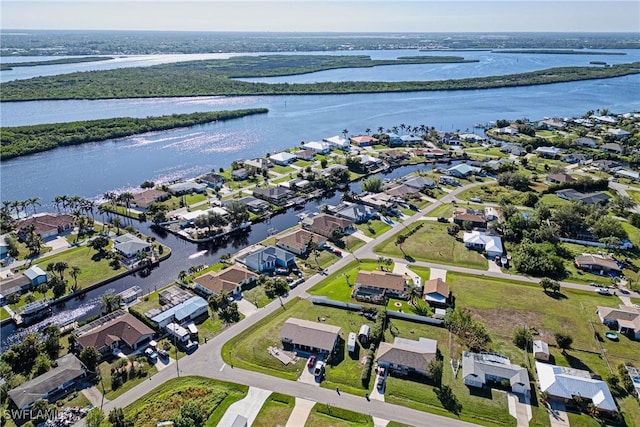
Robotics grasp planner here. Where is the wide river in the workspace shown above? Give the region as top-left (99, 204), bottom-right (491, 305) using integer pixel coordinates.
top-left (1, 49), bottom-right (639, 345)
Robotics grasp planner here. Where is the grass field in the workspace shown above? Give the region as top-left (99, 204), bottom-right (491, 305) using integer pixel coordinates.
top-left (124, 376), bottom-right (248, 427)
top-left (253, 393), bottom-right (295, 427)
top-left (374, 222), bottom-right (488, 269)
top-left (357, 219), bottom-right (392, 238)
top-left (305, 403), bottom-right (374, 427)
top-left (426, 202), bottom-right (486, 218)
top-left (0, 307), bottom-right (10, 321)
top-left (308, 259), bottom-right (392, 303)
top-left (455, 184), bottom-right (529, 205)
top-left (98, 357), bottom-right (158, 400)
top-left (626, 189), bottom-right (640, 205)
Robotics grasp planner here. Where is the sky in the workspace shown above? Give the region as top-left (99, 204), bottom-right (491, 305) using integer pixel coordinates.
top-left (1, 1), bottom-right (639, 33)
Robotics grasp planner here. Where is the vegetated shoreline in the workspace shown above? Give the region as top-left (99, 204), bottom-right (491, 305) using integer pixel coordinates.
top-left (490, 49), bottom-right (626, 55)
top-left (0, 109), bottom-right (268, 160)
top-left (0, 56), bottom-right (114, 71)
top-left (0, 55), bottom-right (638, 101)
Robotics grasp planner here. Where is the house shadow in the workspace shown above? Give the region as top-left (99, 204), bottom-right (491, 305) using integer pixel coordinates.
top-left (467, 385), bottom-right (493, 400)
top-left (564, 352), bottom-right (593, 373)
top-left (328, 337), bottom-right (346, 367)
top-left (348, 343), bottom-right (361, 361)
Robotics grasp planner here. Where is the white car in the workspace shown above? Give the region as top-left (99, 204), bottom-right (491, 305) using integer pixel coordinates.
top-left (596, 288), bottom-right (612, 295)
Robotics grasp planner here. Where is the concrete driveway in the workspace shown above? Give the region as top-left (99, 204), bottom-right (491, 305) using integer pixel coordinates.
top-left (285, 398), bottom-right (316, 427)
top-left (429, 268), bottom-right (447, 280)
top-left (236, 298), bottom-right (258, 317)
top-left (217, 386), bottom-right (271, 427)
top-left (298, 359), bottom-right (321, 386)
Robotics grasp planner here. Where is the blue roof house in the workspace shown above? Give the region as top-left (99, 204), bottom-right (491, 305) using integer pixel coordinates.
top-left (151, 295), bottom-right (209, 328)
top-left (243, 246), bottom-right (296, 273)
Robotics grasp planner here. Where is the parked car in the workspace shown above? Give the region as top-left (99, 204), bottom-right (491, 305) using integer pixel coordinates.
top-left (437, 217), bottom-right (449, 223)
top-left (596, 287), bottom-right (612, 295)
top-left (145, 347), bottom-right (158, 361)
top-left (377, 375), bottom-right (385, 391)
top-left (184, 340), bottom-right (199, 353)
top-left (307, 355), bottom-right (317, 368)
top-left (158, 349), bottom-right (169, 359)
top-left (469, 197), bottom-right (482, 203)
top-left (313, 360), bottom-right (326, 377)
top-left (333, 249), bottom-right (342, 256)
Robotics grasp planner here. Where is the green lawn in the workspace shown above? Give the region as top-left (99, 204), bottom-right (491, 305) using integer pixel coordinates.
top-left (447, 272), bottom-right (640, 371)
top-left (123, 376), bottom-right (248, 427)
top-left (293, 159), bottom-right (313, 168)
top-left (427, 203), bottom-right (485, 218)
top-left (627, 189), bottom-right (640, 205)
top-left (242, 283), bottom-right (272, 308)
top-left (356, 219), bottom-right (391, 238)
top-left (343, 235), bottom-right (366, 253)
top-left (253, 393), bottom-right (295, 427)
top-left (308, 259), bottom-right (391, 303)
top-left (374, 222), bottom-right (488, 269)
top-left (455, 183), bottom-right (530, 205)
top-left (98, 357), bottom-right (158, 400)
top-left (558, 241), bottom-right (639, 287)
top-left (271, 165), bottom-right (296, 175)
top-left (537, 193), bottom-right (571, 208)
top-left (305, 404), bottom-right (373, 427)
top-left (0, 307), bottom-right (10, 321)
top-left (465, 147), bottom-right (510, 158)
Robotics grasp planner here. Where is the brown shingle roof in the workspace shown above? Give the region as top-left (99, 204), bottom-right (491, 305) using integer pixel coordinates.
top-left (356, 271), bottom-right (406, 291)
top-left (76, 313), bottom-right (154, 350)
top-left (17, 214), bottom-right (74, 237)
top-left (132, 189), bottom-right (167, 207)
top-left (276, 229), bottom-right (325, 252)
top-left (376, 338), bottom-right (437, 372)
top-left (306, 213), bottom-right (353, 237)
top-left (194, 265), bottom-right (256, 295)
top-left (547, 173), bottom-right (576, 184)
top-left (423, 278), bottom-right (450, 298)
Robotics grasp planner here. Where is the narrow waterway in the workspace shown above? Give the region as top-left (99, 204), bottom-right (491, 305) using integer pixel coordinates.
top-left (0, 163), bottom-right (433, 348)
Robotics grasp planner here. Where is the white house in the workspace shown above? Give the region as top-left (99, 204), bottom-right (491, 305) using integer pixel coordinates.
top-left (24, 265), bottom-right (48, 286)
top-left (302, 141), bottom-right (331, 154)
top-left (150, 295), bottom-right (209, 328)
top-left (323, 135), bottom-right (350, 150)
top-left (535, 146), bottom-right (562, 158)
top-left (462, 352), bottom-right (530, 395)
top-left (270, 152), bottom-right (297, 165)
top-left (165, 322), bottom-right (190, 344)
top-left (113, 233), bottom-right (152, 260)
top-left (607, 128), bottom-right (631, 140)
top-left (463, 231), bottom-right (503, 259)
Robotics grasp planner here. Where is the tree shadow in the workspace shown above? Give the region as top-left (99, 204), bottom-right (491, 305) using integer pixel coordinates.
top-left (435, 385), bottom-right (462, 415)
top-left (404, 255), bottom-right (415, 263)
top-left (543, 290), bottom-right (568, 300)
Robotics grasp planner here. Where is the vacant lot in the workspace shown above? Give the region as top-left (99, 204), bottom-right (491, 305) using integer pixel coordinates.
top-left (374, 222), bottom-right (488, 269)
top-left (308, 259), bottom-right (392, 303)
top-left (305, 403), bottom-right (373, 427)
top-left (124, 376), bottom-right (247, 427)
top-left (253, 393), bottom-right (295, 427)
top-left (357, 219), bottom-right (392, 238)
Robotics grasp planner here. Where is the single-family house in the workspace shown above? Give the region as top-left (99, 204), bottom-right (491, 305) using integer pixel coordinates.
top-left (574, 254), bottom-right (621, 275)
top-left (302, 141), bottom-right (331, 154)
top-left (594, 115), bottom-right (618, 125)
top-left (535, 146), bottom-right (562, 159)
top-left (294, 149), bottom-right (316, 161)
top-left (575, 137), bottom-right (598, 148)
top-left (353, 271), bottom-right (408, 300)
top-left (439, 176), bottom-right (461, 186)
top-left (532, 340), bottom-right (550, 361)
top-left (0, 234), bottom-right (8, 259)
top-left (496, 125), bottom-right (518, 136)
top-left (16, 214), bottom-right (75, 241)
top-left (224, 196), bottom-right (269, 214)
top-left (453, 209), bottom-right (487, 229)
top-left (150, 295), bottom-right (209, 328)
top-left (197, 172), bottom-right (225, 189)
top-left (270, 152), bottom-right (297, 166)
top-left (322, 164), bottom-right (349, 179)
top-left (422, 278), bottom-right (451, 307)
top-left (459, 133), bottom-right (487, 143)
top-left (334, 203), bottom-right (378, 224)
top-left (414, 148), bottom-right (447, 159)
top-left (376, 337), bottom-right (438, 377)
top-left (276, 229), bottom-right (326, 256)
top-left (323, 135), bottom-right (350, 150)
top-left (8, 354), bottom-right (86, 409)
top-left (401, 134), bottom-right (423, 145)
top-left (601, 142), bottom-right (624, 155)
top-left (301, 213), bottom-right (354, 238)
top-left (75, 313), bottom-right (154, 355)
top-left (379, 150), bottom-right (409, 163)
top-left (280, 317), bottom-right (341, 355)
top-left (358, 154), bottom-right (383, 170)
top-left (562, 153), bottom-right (591, 165)
top-left (193, 264), bottom-right (257, 298)
top-left (536, 361), bottom-right (617, 413)
top-left (384, 133), bottom-right (404, 146)
top-left (383, 184), bottom-right (419, 199)
top-left (446, 164), bottom-right (481, 178)
top-left (0, 275), bottom-right (31, 303)
top-left (280, 178), bottom-right (311, 190)
top-left (500, 144), bottom-right (526, 156)
top-left (350, 135), bottom-right (378, 147)
top-left (538, 119), bottom-right (566, 130)
top-left (231, 168), bottom-right (249, 181)
top-left (546, 173), bottom-right (576, 185)
top-left (131, 189), bottom-right (169, 209)
top-left (403, 176), bottom-right (436, 190)
top-left (555, 189), bottom-right (611, 206)
top-left (463, 231), bottom-right (503, 259)
top-left (596, 305), bottom-right (640, 340)
top-left (244, 158), bottom-right (270, 172)
top-left (24, 265), bottom-right (48, 286)
top-left (591, 159), bottom-right (622, 172)
top-left (253, 186), bottom-right (295, 206)
top-left (615, 169), bottom-right (640, 181)
top-left (484, 207), bottom-right (499, 221)
top-left (113, 233), bottom-right (152, 260)
top-left (166, 322), bottom-right (190, 344)
top-left (462, 352), bottom-right (530, 395)
top-left (167, 182), bottom-right (207, 195)
top-left (607, 128), bottom-right (631, 140)
top-left (242, 245), bottom-right (296, 273)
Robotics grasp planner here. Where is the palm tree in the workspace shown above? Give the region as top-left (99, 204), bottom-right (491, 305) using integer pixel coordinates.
top-left (70, 266), bottom-right (81, 289)
top-left (111, 217), bottom-right (121, 234)
top-left (118, 192), bottom-right (134, 216)
top-left (27, 197), bottom-right (41, 215)
top-left (59, 195), bottom-right (70, 213)
top-left (377, 126), bottom-right (384, 135)
top-left (395, 234), bottom-right (407, 257)
top-left (365, 128), bottom-right (371, 136)
top-left (342, 129), bottom-right (349, 140)
top-left (54, 261), bottom-right (69, 280)
top-left (407, 283), bottom-right (422, 305)
top-left (178, 270), bottom-right (187, 283)
top-left (101, 293), bottom-right (122, 314)
top-left (53, 195), bottom-right (63, 213)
